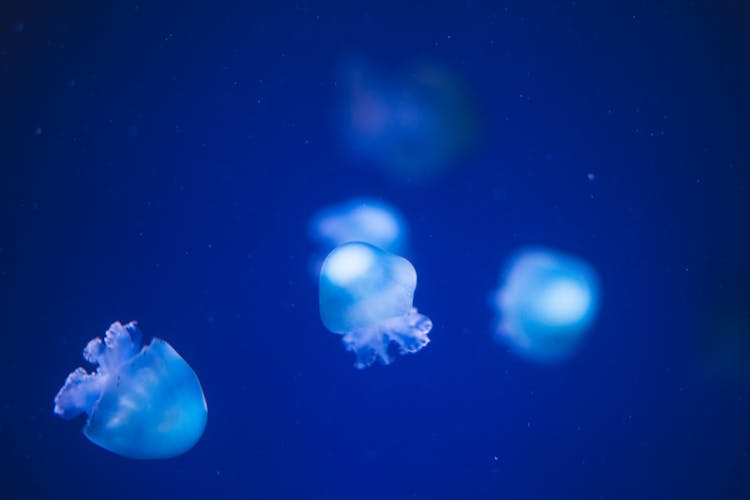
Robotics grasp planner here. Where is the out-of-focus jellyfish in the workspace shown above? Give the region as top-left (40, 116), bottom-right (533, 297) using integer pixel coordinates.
top-left (698, 312), bottom-right (750, 384)
top-left (54, 321), bottom-right (207, 459)
top-left (309, 197), bottom-right (408, 255)
top-left (492, 248), bottom-right (600, 362)
top-left (338, 59), bottom-right (478, 181)
top-left (319, 242), bottom-right (432, 369)
top-left (693, 259), bottom-right (750, 385)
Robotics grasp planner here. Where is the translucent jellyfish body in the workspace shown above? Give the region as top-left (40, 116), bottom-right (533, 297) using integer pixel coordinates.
top-left (309, 197), bottom-right (408, 254)
top-left (338, 60), bottom-right (477, 181)
top-left (54, 321), bottom-right (207, 459)
top-left (492, 248), bottom-right (600, 362)
top-left (319, 242), bottom-right (432, 369)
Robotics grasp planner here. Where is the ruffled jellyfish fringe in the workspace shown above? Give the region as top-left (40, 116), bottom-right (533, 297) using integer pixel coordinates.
top-left (342, 308), bottom-right (432, 369)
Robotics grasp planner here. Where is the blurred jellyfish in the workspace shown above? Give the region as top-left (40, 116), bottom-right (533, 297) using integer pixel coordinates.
top-left (54, 321), bottom-right (207, 459)
top-left (338, 59), bottom-right (478, 181)
top-left (309, 197), bottom-right (408, 255)
top-left (699, 312), bottom-right (750, 383)
top-left (693, 258), bottom-right (750, 384)
top-left (492, 248), bottom-right (600, 362)
top-left (319, 242), bottom-right (432, 369)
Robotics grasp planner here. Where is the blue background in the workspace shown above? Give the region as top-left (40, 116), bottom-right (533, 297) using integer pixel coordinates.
top-left (1, 1), bottom-right (749, 498)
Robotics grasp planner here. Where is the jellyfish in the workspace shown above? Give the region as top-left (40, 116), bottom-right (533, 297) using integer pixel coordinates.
top-left (309, 196), bottom-right (408, 261)
top-left (53, 321), bottom-right (207, 459)
top-left (492, 247), bottom-right (601, 362)
top-left (693, 258), bottom-right (750, 384)
top-left (319, 242), bottom-right (432, 369)
top-left (337, 59), bottom-right (478, 181)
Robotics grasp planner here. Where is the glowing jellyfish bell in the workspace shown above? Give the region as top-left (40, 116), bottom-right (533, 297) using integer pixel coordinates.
top-left (493, 248), bottom-right (601, 362)
top-left (319, 242), bottom-right (432, 369)
top-left (309, 197), bottom-right (408, 254)
top-left (54, 321), bottom-right (207, 459)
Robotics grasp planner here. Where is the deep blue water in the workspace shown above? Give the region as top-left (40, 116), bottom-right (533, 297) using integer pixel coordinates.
top-left (2, 2), bottom-right (749, 499)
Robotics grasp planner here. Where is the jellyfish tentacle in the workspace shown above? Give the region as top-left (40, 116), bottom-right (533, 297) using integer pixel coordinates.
top-left (340, 308), bottom-right (432, 369)
top-left (53, 367), bottom-right (103, 419)
top-left (388, 308), bottom-right (432, 354)
top-left (343, 328), bottom-right (390, 369)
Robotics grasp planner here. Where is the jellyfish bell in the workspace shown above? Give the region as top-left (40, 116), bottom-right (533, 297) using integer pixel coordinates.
top-left (307, 197), bottom-right (409, 282)
top-left (337, 59), bottom-right (478, 182)
top-left (308, 197), bottom-right (408, 254)
top-left (493, 248), bottom-right (601, 362)
top-left (319, 242), bottom-right (432, 369)
top-left (54, 321), bottom-right (207, 459)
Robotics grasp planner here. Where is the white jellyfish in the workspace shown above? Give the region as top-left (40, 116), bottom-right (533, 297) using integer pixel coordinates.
top-left (319, 242), bottom-right (432, 369)
top-left (492, 247), bottom-right (601, 362)
top-left (54, 321), bottom-right (207, 459)
top-left (309, 197), bottom-right (408, 254)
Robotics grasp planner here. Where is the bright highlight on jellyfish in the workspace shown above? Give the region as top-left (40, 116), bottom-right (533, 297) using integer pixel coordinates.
top-left (319, 242), bottom-right (432, 369)
top-left (309, 197), bottom-right (408, 254)
top-left (54, 321), bottom-right (207, 459)
top-left (492, 248), bottom-right (600, 362)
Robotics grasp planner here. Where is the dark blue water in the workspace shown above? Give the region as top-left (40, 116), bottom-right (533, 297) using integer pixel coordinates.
top-left (2, 2), bottom-right (749, 498)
